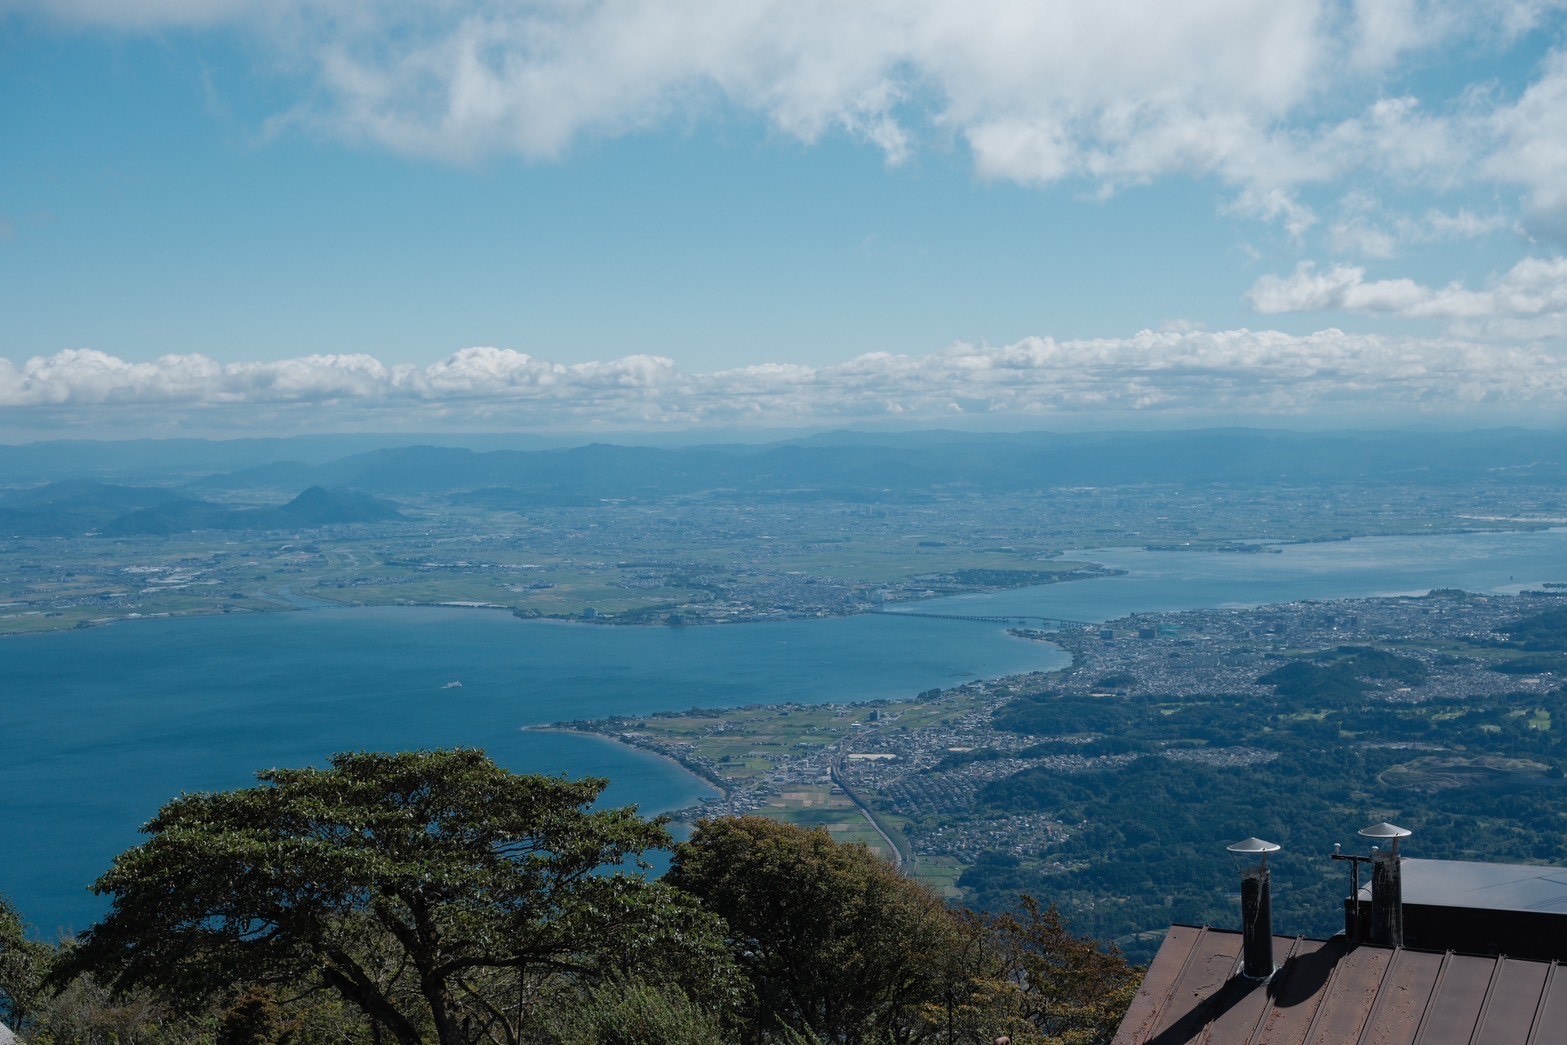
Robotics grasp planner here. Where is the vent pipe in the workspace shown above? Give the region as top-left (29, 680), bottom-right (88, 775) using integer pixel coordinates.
top-left (1359, 822), bottom-right (1411, 948)
top-left (1226, 837), bottom-right (1281, 979)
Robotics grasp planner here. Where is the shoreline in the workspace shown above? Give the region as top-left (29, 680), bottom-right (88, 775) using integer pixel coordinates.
top-left (527, 655), bottom-right (1072, 823)
top-left (10, 525), bottom-right (1565, 640)
top-left (524, 724), bottom-right (731, 814)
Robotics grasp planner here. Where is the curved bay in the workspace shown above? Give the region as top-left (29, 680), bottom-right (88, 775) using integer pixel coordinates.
top-left (3, 527), bottom-right (1565, 934)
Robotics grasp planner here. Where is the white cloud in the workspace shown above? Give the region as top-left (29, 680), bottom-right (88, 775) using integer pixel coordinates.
top-left (1487, 47), bottom-right (1567, 228)
top-left (1228, 188), bottom-right (1320, 240)
top-left (7, 0), bottom-right (1562, 212)
top-left (1348, 0), bottom-right (1444, 72)
top-left (1248, 256), bottom-right (1567, 321)
top-left (3, 331), bottom-right (1564, 436)
top-left (1328, 196), bottom-right (1513, 258)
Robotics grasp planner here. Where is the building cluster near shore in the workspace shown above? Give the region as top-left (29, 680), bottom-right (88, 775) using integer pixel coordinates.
top-left (569, 587), bottom-right (1566, 905)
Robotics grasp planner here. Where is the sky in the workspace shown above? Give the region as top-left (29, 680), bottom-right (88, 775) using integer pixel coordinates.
top-left (2, 0), bottom-right (1566, 439)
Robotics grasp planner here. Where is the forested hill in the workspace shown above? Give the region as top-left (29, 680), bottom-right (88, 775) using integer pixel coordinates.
top-left (0, 483), bottom-right (401, 537)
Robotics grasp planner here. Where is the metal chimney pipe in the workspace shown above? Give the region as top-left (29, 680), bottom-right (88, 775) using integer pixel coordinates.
top-left (1359, 823), bottom-right (1411, 948)
top-left (1227, 837), bottom-right (1281, 979)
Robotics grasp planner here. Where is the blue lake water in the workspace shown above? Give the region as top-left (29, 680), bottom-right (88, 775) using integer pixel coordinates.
top-left (2, 527), bottom-right (1564, 934)
top-left (919, 529), bottom-right (1567, 620)
top-left (0, 608), bottom-right (1062, 935)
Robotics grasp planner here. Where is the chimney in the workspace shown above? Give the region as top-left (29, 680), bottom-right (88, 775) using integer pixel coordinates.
top-left (1226, 837), bottom-right (1281, 979)
top-left (1359, 822), bottom-right (1411, 948)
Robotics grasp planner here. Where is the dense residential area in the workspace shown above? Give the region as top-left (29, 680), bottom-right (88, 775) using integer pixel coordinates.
top-left (571, 590), bottom-right (1567, 963)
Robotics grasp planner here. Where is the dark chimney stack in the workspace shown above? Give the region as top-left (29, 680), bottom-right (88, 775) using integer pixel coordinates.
top-left (1227, 837), bottom-right (1281, 979)
top-left (1359, 822), bottom-right (1411, 948)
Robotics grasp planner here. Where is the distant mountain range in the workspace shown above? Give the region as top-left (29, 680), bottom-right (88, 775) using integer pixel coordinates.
top-left (0, 428), bottom-right (1564, 534)
top-left (0, 483), bottom-right (402, 537)
top-left (177, 428), bottom-right (1567, 501)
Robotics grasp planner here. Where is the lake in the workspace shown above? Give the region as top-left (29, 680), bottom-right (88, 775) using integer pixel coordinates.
top-left (2, 527), bottom-right (1564, 934)
top-left (0, 607), bottom-right (1062, 934)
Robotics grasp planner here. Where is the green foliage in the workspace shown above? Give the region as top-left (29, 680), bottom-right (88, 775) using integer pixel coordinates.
top-left (1490, 654), bottom-right (1567, 674)
top-left (933, 748), bottom-right (1006, 771)
top-left (669, 816), bottom-right (965, 1044)
top-left (21, 968), bottom-right (209, 1045)
top-left (0, 892), bottom-right (50, 1030)
top-left (969, 674), bottom-right (1567, 963)
top-left (981, 897), bottom-right (1138, 1045)
top-left (1501, 607), bottom-right (1567, 651)
top-left (992, 692), bottom-right (1133, 736)
top-left (17, 753), bottom-right (1142, 1043)
top-left (1257, 647), bottom-right (1427, 705)
top-left (531, 980), bottom-right (729, 1045)
top-left (1018, 736), bottom-right (1148, 758)
top-left (216, 987), bottom-right (298, 1045)
top-left (17, 944), bottom-right (377, 1044)
top-left (68, 749), bottom-right (740, 1045)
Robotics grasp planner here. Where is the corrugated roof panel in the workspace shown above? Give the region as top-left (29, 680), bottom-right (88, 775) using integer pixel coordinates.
top-left (1305, 945), bottom-right (1395, 1045)
top-left (1114, 930), bottom-right (1567, 1044)
top-left (1412, 953), bottom-right (1491, 1043)
top-left (1149, 932), bottom-right (1244, 1040)
top-left (1249, 936), bottom-right (1345, 1045)
top-left (1472, 957), bottom-right (1550, 1045)
top-left (1116, 926), bottom-right (1204, 1045)
top-left (1526, 963), bottom-right (1567, 1044)
top-left (1359, 948), bottom-right (1444, 1045)
top-left (1200, 936), bottom-right (1309, 1044)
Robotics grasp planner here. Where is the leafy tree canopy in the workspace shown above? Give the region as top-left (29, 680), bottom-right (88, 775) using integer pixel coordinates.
top-left (669, 816), bottom-right (967, 1044)
top-left (0, 891), bottom-right (49, 1030)
top-left (67, 749), bottom-right (742, 1045)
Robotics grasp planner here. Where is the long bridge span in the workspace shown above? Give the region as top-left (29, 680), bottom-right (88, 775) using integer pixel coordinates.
top-left (872, 608), bottom-right (1093, 629)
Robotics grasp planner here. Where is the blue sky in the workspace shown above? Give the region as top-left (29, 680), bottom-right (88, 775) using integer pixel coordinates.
top-left (2, 1), bottom-right (1566, 438)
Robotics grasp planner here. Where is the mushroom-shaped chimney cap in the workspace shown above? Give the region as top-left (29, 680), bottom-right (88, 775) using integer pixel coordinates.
top-left (1226, 837), bottom-right (1282, 856)
top-left (1358, 822), bottom-right (1412, 841)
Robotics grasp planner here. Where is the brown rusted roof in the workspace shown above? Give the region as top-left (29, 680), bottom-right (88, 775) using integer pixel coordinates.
top-left (1113, 925), bottom-right (1567, 1044)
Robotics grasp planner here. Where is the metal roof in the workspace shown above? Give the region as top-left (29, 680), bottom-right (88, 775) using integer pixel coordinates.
top-left (1355, 857), bottom-right (1567, 915)
top-left (1113, 925), bottom-right (1567, 1044)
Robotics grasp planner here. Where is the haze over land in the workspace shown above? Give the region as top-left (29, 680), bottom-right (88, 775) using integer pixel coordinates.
top-left (1, 426), bottom-right (1562, 637)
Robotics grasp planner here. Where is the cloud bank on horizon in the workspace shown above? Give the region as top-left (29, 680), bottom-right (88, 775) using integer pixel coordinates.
top-left (4, 333), bottom-right (1564, 436)
top-left (3, 0), bottom-right (1566, 435)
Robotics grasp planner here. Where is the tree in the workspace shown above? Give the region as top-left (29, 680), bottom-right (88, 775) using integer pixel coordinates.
top-left (668, 816), bottom-right (965, 1044)
top-left (0, 892), bottom-right (49, 1032)
top-left (68, 750), bottom-right (742, 1045)
top-left (532, 979), bottom-right (729, 1045)
top-left (982, 897), bottom-right (1139, 1045)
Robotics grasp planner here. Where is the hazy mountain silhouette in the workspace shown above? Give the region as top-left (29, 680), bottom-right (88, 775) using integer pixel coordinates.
top-left (5, 430), bottom-right (1566, 518)
top-left (100, 487), bottom-right (403, 536)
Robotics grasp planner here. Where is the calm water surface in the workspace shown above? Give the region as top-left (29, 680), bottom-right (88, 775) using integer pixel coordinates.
top-left (0, 609), bottom-right (1060, 933)
top-left (3, 528), bottom-right (1564, 933)
top-left (919, 529), bottom-right (1567, 619)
